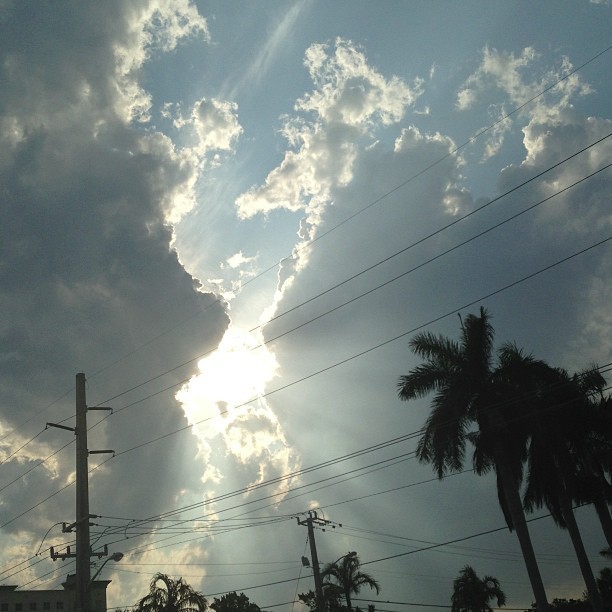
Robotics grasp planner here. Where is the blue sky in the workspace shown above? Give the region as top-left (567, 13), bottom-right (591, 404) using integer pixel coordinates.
top-left (0, 2), bottom-right (611, 612)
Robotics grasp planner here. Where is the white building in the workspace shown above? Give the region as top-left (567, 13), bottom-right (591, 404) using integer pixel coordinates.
top-left (0, 576), bottom-right (110, 612)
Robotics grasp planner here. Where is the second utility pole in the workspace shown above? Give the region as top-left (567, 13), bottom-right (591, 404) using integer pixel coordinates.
top-left (297, 511), bottom-right (329, 612)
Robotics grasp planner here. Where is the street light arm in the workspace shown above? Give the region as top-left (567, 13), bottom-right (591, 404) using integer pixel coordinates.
top-left (90, 552), bottom-right (123, 583)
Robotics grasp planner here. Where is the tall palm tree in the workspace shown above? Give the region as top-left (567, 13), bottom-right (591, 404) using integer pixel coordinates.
top-left (523, 366), bottom-right (607, 612)
top-left (134, 573), bottom-right (208, 612)
top-left (451, 565), bottom-right (506, 612)
top-left (596, 567), bottom-right (612, 610)
top-left (321, 552), bottom-right (380, 612)
top-left (397, 308), bottom-right (549, 612)
top-left (572, 387), bottom-right (612, 549)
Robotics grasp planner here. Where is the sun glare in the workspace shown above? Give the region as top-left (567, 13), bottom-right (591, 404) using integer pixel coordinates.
top-left (176, 325), bottom-right (279, 448)
top-left (176, 325), bottom-right (299, 492)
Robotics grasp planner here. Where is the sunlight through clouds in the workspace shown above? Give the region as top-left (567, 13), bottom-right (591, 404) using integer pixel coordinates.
top-left (176, 326), bottom-right (299, 495)
top-left (2, 2), bottom-right (611, 608)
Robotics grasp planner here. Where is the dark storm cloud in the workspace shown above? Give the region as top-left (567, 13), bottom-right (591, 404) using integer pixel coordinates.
top-left (0, 1), bottom-right (228, 586)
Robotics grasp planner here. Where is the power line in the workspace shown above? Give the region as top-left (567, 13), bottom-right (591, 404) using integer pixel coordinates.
top-left (3, 137), bottom-right (608, 488)
top-left (88, 227), bottom-right (611, 467)
top-left (74, 41), bottom-right (612, 405)
top-left (4, 39), bottom-right (611, 605)
top-left (12, 372), bottom-right (609, 589)
top-left (91, 510), bottom-right (574, 604)
top-left (4, 346), bottom-right (609, 564)
top-left (2, 45), bottom-right (610, 496)
top-left (88, 140), bottom-right (611, 413)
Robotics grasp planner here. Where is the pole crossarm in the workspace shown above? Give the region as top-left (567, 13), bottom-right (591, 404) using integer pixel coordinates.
top-left (50, 544), bottom-right (108, 561)
top-left (62, 515), bottom-right (98, 533)
top-left (46, 423), bottom-right (76, 432)
top-left (50, 546), bottom-right (74, 561)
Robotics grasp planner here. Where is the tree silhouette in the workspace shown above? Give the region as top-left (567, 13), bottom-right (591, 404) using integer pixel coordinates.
top-left (134, 573), bottom-right (207, 612)
top-left (211, 592), bottom-right (262, 612)
top-left (572, 389), bottom-right (612, 549)
top-left (525, 599), bottom-right (592, 612)
top-left (299, 587), bottom-right (343, 612)
top-left (451, 565), bottom-right (506, 612)
top-left (321, 552), bottom-right (380, 612)
top-left (397, 307), bottom-right (549, 612)
top-left (523, 366), bottom-right (607, 612)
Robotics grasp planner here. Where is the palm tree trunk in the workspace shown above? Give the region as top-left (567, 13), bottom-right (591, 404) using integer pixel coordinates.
top-left (496, 456), bottom-right (549, 612)
top-left (345, 588), bottom-right (352, 612)
top-left (595, 497), bottom-right (612, 549)
top-left (559, 489), bottom-right (604, 612)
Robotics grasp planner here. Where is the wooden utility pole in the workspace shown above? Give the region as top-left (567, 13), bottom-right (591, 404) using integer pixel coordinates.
top-left (297, 511), bottom-right (330, 612)
top-left (75, 373), bottom-right (90, 612)
top-left (48, 374), bottom-right (113, 612)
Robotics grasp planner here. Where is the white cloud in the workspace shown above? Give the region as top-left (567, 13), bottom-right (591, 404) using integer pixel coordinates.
top-left (236, 38), bottom-right (423, 225)
top-left (178, 40), bottom-right (432, 523)
top-left (113, 0), bottom-right (209, 122)
top-left (187, 98), bottom-right (243, 154)
top-left (499, 114), bottom-right (612, 236)
top-left (299, 38), bottom-right (422, 126)
top-left (456, 47), bottom-right (593, 161)
top-left (156, 97), bottom-right (242, 221)
top-left (225, 251), bottom-right (258, 269)
top-left (457, 46), bottom-right (539, 111)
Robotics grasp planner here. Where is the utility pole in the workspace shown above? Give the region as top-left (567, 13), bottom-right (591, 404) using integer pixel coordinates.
top-left (47, 373), bottom-right (113, 612)
top-left (297, 511), bottom-right (330, 612)
top-left (75, 372), bottom-right (91, 612)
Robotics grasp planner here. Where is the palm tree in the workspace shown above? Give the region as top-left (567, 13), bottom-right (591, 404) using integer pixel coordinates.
top-left (523, 366), bottom-right (607, 612)
top-left (397, 308), bottom-right (549, 612)
top-left (596, 567), bottom-right (612, 610)
top-left (573, 389), bottom-right (612, 550)
top-left (134, 573), bottom-right (208, 612)
top-left (321, 552), bottom-right (380, 612)
top-left (451, 565), bottom-right (506, 612)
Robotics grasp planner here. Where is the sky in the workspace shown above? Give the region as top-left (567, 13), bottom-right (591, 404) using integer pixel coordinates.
top-left (0, 1), bottom-right (611, 612)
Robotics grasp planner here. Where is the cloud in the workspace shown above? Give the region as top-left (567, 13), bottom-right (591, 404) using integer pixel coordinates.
top-left (236, 52), bottom-right (609, 612)
top-left (455, 46), bottom-right (611, 364)
top-left (457, 46), bottom-right (540, 111)
top-left (2, 2), bottom-right (609, 606)
top-left (225, 251), bottom-right (257, 269)
top-left (456, 47), bottom-right (593, 161)
top-left (165, 97), bottom-right (243, 156)
top-left (174, 38), bottom-right (431, 534)
top-left (114, 0), bottom-right (210, 121)
top-left (236, 38), bottom-right (423, 225)
top-left (300, 39), bottom-right (422, 126)
top-left (191, 98), bottom-right (243, 153)
top-left (0, 1), bottom-right (228, 602)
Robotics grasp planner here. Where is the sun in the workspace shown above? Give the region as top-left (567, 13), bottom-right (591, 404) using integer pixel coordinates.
top-left (176, 325), bottom-right (299, 492)
top-left (176, 324), bottom-right (279, 435)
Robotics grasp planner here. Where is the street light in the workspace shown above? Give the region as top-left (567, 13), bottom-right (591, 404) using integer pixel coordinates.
top-left (90, 552), bottom-right (123, 582)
